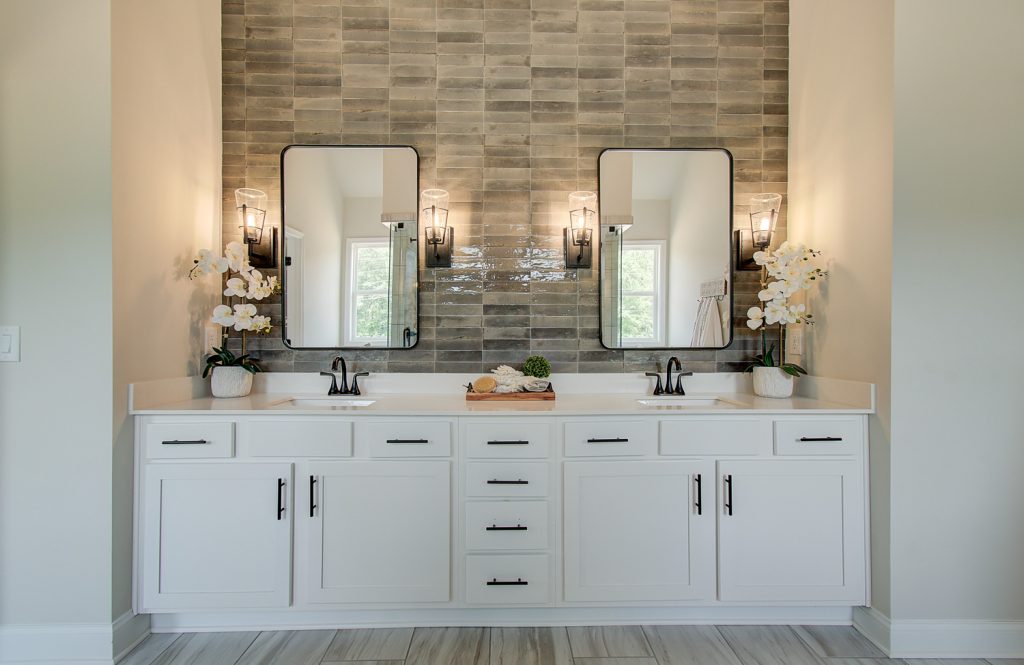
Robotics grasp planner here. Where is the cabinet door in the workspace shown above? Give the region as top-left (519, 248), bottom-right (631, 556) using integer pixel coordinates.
top-left (718, 459), bottom-right (865, 603)
top-left (563, 460), bottom-right (715, 602)
top-left (307, 460), bottom-right (450, 603)
top-left (141, 462), bottom-right (293, 611)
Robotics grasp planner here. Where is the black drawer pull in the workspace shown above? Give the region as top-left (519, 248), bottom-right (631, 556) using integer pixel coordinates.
top-left (386, 438), bottom-right (430, 444)
top-left (487, 578), bottom-right (528, 586)
top-left (486, 524), bottom-right (528, 531)
top-left (277, 478), bottom-right (286, 520)
top-left (487, 440), bottom-right (529, 445)
top-left (587, 437), bottom-right (629, 443)
top-left (309, 475), bottom-right (317, 518)
top-left (694, 473), bottom-right (702, 516)
top-left (487, 479), bottom-right (528, 485)
top-left (724, 474), bottom-right (733, 516)
top-left (799, 436), bottom-right (844, 442)
top-left (161, 439), bottom-right (208, 445)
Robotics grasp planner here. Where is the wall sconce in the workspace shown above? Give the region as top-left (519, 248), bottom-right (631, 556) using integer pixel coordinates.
top-left (235, 188), bottom-right (277, 269)
top-left (565, 191), bottom-right (596, 269)
top-left (421, 188), bottom-right (452, 268)
top-left (736, 193), bottom-right (782, 270)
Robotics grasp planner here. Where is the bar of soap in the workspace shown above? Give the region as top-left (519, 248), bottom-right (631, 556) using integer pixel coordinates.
top-left (472, 376), bottom-right (497, 393)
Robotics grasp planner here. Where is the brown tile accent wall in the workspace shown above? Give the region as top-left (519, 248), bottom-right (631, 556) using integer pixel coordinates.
top-left (222, 0), bottom-right (788, 373)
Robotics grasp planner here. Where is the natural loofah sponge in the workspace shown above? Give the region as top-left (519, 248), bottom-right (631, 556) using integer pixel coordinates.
top-left (472, 376), bottom-right (497, 393)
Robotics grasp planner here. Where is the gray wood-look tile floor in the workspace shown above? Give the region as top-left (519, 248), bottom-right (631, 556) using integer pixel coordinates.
top-left (120, 625), bottom-right (1003, 665)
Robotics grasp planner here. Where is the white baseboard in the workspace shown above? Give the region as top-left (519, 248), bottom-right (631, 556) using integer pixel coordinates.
top-left (854, 606), bottom-right (1024, 658)
top-left (112, 612), bottom-right (149, 664)
top-left (0, 622), bottom-right (113, 665)
top-left (150, 605), bottom-right (854, 633)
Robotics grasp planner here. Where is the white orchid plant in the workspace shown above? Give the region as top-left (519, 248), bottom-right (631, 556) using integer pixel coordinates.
top-left (745, 241), bottom-right (827, 376)
top-left (189, 241), bottom-right (280, 356)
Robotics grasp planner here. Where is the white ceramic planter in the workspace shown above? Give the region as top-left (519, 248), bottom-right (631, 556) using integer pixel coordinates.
top-left (752, 366), bottom-right (794, 399)
top-left (211, 366), bottom-right (254, 398)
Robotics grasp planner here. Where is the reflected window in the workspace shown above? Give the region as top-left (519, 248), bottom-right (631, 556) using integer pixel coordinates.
top-left (620, 241), bottom-right (666, 346)
top-left (346, 240), bottom-right (390, 345)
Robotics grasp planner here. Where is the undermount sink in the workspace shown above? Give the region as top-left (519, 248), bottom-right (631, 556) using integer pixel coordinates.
top-left (276, 398), bottom-right (376, 408)
top-left (636, 396), bottom-right (737, 408)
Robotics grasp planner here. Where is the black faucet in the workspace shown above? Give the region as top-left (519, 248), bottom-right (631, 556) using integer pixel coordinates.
top-left (645, 372), bottom-right (664, 395)
top-left (319, 356), bottom-right (369, 396)
top-left (663, 356), bottom-right (694, 395)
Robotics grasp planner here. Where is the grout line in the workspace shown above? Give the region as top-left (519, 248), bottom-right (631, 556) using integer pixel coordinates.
top-left (638, 624), bottom-right (658, 662)
top-left (714, 625), bottom-right (752, 665)
top-left (231, 630), bottom-right (262, 665)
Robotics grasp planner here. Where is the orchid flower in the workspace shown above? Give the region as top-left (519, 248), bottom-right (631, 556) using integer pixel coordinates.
top-left (231, 303), bottom-right (257, 331)
top-left (746, 306), bottom-right (765, 330)
top-left (211, 304), bottom-right (235, 327)
top-left (224, 277), bottom-right (249, 298)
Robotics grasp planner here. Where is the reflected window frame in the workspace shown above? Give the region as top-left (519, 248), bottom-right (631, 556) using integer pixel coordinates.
top-left (344, 238), bottom-right (391, 347)
top-left (620, 240), bottom-right (667, 347)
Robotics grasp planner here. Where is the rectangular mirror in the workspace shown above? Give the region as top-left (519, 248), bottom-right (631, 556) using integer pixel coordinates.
top-left (599, 148), bottom-right (733, 349)
top-left (281, 145), bottom-right (419, 349)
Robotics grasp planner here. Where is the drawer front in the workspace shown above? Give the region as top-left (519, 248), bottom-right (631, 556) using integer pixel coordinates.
top-left (465, 501), bottom-right (549, 551)
top-left (465, 554), bottom-right (550, 605)
top-left (774, 418), bottom-right (863, 456)
top-left (564, 420), bottom-right (657, 457)
top-left (144, 422), bottom-right (234, 459)
top-left (246, 420), bottom-right (353, 457)
top-left (660, 418), bottom-right (771, 456)
top-left (464, 422), bottom-right (552, 459)
top-left (466, 462), bottom-right (549, 498)
top-left (358, 421), bottom-right (452, 457)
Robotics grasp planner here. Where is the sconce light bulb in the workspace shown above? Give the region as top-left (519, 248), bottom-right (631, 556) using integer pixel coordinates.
top-left (758, 215), bottom-right (771, 232)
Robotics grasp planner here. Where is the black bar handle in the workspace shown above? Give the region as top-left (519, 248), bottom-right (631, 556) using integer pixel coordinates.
top-left (161, 439), bottom-right (208, 445)
top-left (487, 479), bottom-right (529, 485)
top-left (309, 475), bottom-right (317, 518)
top-left (799, 436), bottom-right (844, 442)
top-left (487, 578), bottom-right (528, 586)
top-left (695, 473), bottom-right (702, 515)
top-left (486, 524), bottom-right (528, 531)
top-left (724, 474), bottom-right (733, 516)
top-left (587, 437), bottom-right (629, 443)
top-left (487, 440), bottom-right (529, 445)
top-left (387, 438), bottom-right (430, 444)
top-left (277, 478), bottom-right (286, 520)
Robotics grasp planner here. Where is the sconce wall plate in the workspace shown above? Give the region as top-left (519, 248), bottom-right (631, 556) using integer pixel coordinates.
top-left (426, 227), bottom-right (453, 268)
top-left (249, 226), bottom-right (278, 269)
top-left (564, 228), bottom-right (593, 269)
top-left (734, 229), bottom-right (760, 271)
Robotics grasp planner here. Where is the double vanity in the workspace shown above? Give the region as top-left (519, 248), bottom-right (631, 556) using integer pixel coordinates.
top-left (130, 372), bottom-right (872, 632)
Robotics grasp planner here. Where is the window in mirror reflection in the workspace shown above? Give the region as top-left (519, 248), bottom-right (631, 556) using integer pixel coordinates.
top-left (620, 242), bottom-right (665, 346)
top-left (346, 240), bottom-right (390, 345)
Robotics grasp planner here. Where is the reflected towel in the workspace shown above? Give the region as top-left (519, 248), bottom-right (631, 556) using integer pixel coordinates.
top-left (691, 298), bottom-right (725, 347)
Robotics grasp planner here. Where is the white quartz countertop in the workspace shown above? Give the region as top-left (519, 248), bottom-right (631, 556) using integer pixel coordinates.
top-left (130, 373), bottom-right (874, 417)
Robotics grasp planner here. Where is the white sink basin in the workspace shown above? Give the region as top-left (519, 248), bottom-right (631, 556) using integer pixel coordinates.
top-left (636, 397), bottom-right (736, 408)
top-left (277, 398), bottom-right (376, 408)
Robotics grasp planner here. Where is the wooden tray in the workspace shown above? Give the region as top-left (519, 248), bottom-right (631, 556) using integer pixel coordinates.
top-left (465, 383), bottom-right (555, 401)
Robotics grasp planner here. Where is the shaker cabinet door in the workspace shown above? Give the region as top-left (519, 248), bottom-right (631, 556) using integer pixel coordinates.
top-left (563, 460), bottom-right (715, 602)
top-left (717, 459), bottom-right (866, 603)
top-left (306, 460), bottom-right (451, 604)
top-left (140, 462), bottom-right (293, 611)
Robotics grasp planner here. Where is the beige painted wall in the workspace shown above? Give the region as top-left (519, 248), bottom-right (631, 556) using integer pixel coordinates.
top-left (788, 0), bottom-right (894, 616)
top-left (0, 0), bottom-right (114, 626)
top-left (890, 0), bottom-right (1024, 622)
top-left (111, 0), bottom-right (222, 620)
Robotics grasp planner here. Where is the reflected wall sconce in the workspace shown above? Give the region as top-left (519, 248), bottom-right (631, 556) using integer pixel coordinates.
top-left (565, 191), bottom-right (596, 269)
top-left (736, 192), bottom-right (782, 270)
top-left (235, 188), bottom-right (277, 269)
top-left (421, 188), bottom-right (452, 268)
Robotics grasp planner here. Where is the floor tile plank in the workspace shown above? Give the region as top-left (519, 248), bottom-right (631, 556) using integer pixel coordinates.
top-left (567, 627), bottom-right (653, 659)
top-left (491, 627), bottom-right (573, 665)
top-left (904, 660), bottom-right (989, 664)
top-left (826, 660), bottom-right (906, 665)
top-left (794, 626), bottom-right (887, 659)
top-left (235, 630), bottom-right (334, 665)
top-left (323, 628), bottom-right (414, 662)
top-left (573, 659), bottom-right (659, 665)
top-left (642, 626), bottom-right (743, 665)
top-left (149, 632), bottom-right (260, 665)
top-left (718, 626), bottom-right (824, 665)
top-left (406, 627), bottom-right (489, 665)
top-left (119, 633), bottom-right (181, 665)
top-left (988, 661), bottom-right (1024, 664)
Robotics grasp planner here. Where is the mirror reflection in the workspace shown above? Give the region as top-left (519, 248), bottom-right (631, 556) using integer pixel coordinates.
top-left (599, 149), bottom-right (733, 349)
top-left (281, 145), bottom-right (419, 349)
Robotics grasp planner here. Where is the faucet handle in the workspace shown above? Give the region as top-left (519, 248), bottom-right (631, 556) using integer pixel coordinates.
top-left (675, 372), bottom-right (693, 395)
top-left (645, 372), bottom-right (664, 396)
top-left (319, 371), bottom-right (340, 396)
top-left (350, 372), bottom-right (370, 396)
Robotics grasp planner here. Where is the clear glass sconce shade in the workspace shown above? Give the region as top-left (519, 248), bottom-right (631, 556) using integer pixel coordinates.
top-left (235, 188), bottom-right (268, 244)
top-left (568, 191), bottom-right (597, 246)
top-left (748, 192), bottom-right (782, 248)
top-left (421, 188), bottom-right (450, 244)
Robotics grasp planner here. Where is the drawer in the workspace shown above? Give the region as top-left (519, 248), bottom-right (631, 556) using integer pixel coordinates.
top-left (144, 422), bottom-right (234, 459)
top-left (245, 420), bottom-right (352, 457)
top-left (357, 420), bottom-right (452, 457)
top-left (774, 418), bottom-right (863, 456)
top-left (564, 420), bottom-right (657, 457)
top-left (466, 462), bottom-right (549, 498)
top-left (465, 554), bottom-right (550, 605)
top-left (660, 418), bottom-right (771, 456)
top-left (465, 501), bottom-right (549, 551)
top-left (464, 421), bottom-right (552, 459)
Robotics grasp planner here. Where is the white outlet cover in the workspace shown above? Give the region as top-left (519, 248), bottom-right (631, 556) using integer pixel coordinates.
top-left (786, 326), bottom-right (804, 356)
top-left (0, 326), bottom-right (20, 362)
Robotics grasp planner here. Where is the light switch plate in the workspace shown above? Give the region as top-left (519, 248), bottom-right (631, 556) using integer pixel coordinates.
top-left (786, 326), bottom-right (803, 356)
top-left (0, 326), bottom-right (21, 362)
